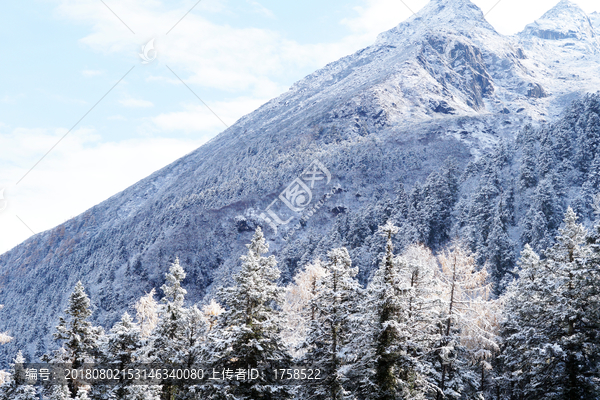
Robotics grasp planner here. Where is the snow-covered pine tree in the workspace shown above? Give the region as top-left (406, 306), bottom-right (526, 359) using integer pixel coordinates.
top-left (0, 351), bottom-right (38, 400)
top-left (585, 209), bottom-right (600, 394)
top-left (465, 182), bottom-right (499, 262)
top-left (536, 128), bottom-right (556, 179)
top-left (518, 129), bottom-right (538, 190)
top-left (354, 222), bottom-right (429, 400)
top-left (151, 257), bottom-right (190, 400)
top-left (520, 177), bottom-right (563, 252)
top-left (45, 385), bottom-right (72, 400)
top-left (94, 312), bottom-right (161, 400)
top-left (100, 313), bottom-right (141, 368)
top-left (498, 243), bottom-right (544, 398)
top-left (176, 305), bottom-right (209, 377)
top-left (52, 282), bottom-right (103, 397)
top-left (397, 243), bottom-right (445, 398)
top-left (302, 247), bottom-right (361, 400)
top-left (406, 159), bottom-right (459, 251)
top-left (201, 227), bottom-right (291, 400)
top-left (501, 208), bottom-right (600, 399)
top-left (485, 198), bottom-right (515, 291)
top-left (539, 208), bottom-right (597, 398)
top-left (406, 182), bottom-right (425, 246)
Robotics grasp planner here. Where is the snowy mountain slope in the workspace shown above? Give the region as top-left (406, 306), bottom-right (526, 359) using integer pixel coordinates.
top-left (515, 0), bottom-right (600, 119)
top-left (2, 0), bottom-right (600, 362)
top-left (521, 0), bottom-right (596, 41)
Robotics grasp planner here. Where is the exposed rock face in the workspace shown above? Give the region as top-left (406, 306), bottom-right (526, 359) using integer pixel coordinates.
top-left (528, 83), bottom-right (548, 98)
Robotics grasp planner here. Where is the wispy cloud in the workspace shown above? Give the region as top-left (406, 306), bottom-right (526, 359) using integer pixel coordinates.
top-left (0, 94), bottom-right (25, 104)
top-left (152, 96), bottom-right (267, 133)
top-left (342, 0), bottom-right (427, 39)
top-left (54, 0), bottom-right (368, 99)
top-left (82, 69), bottom-right (104, 77)
top-left (246, 0), bottom-right (275, 19)
top-left (119, 97), bottom-right (154, 108)
top-left (107, 114), bottom-right (128, 121)
top-left (0, 126), bottom-right (206, 253)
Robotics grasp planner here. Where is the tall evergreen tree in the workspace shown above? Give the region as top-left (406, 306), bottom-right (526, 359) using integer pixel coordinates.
top-left (201, 227), bottom-right (291, 400)
top-left (521, 177), bottom-right (563, 252)
top-left (501, 208), bottom-right (600, 399)
top-left (518, 127), bottom-right (538, 190)
top-left (52, 282), bottom-right (102, 397)
top-left (355, 223), bottom-right (431, 400)
top-left (303, 247), bottom-right (361, 400)
top-left (151, 258), bottom-right (190, 400)
top-left (95, 313), bottom-right (161, 400)
top-left (486, 199), bottom-right (516, 291)
top-left (499, 244), bottom-right (543, 398)
top-left (0, 351), bottom-right (38, 400)
top-left (542, 208), bottom-right (599, 398)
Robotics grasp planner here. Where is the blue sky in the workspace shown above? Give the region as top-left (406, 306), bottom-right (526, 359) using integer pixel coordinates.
top-left (1, 0), bottom-right (600, 254)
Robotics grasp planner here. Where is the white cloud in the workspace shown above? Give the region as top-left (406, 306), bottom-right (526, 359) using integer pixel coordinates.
top-left (152, 96), bottom-right (269, 132)
top-left (82, 69), bottom-right (104, 77)
top-left (246, 0), bottom-right (275, 19)
top-left (0, 94), bottom-right (26, 104)
top-left (0, 126), bottom-right (206, 254)
top-left (342, 0), bottom-right (427, 40)
top-left (107, 114), bottom-right (128, 120)
top-left (54, 0), bottom-right (367, 98)
top-left (119, 97), bottom-right (154, 108)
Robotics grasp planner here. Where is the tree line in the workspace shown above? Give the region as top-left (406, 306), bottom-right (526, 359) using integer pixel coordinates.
top-left (0, 207), bottom-right (599, 399)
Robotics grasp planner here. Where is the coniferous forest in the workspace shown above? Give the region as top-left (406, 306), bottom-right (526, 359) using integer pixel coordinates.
top-left (1, 206), bottom-right (598, 399)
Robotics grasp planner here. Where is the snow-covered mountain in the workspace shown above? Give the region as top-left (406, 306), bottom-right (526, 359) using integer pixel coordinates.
top-left (2, 0), bottom-right (600, 362)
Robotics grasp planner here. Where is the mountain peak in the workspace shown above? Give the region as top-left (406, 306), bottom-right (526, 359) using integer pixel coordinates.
top-left (377, 0), bottom-right (496, 44)
top-left (519, 0), bottom-right (595, 41)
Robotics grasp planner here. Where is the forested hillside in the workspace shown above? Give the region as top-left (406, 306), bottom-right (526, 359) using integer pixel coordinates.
top-left (2, 0), bottom-right (600, 380)
top-left (2, 209), bottom-right (598, 399)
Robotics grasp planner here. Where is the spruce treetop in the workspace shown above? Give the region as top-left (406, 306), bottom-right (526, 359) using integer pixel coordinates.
top-left (161, 258), bottom-right (187, 306)
top-left (552, 207), bottom-right (588, 258)
top-left (245, 226), bottom-right (269, 257)
top-left (66, 281), bottom-right (92, 321)
top-left (379, 221), bottom-right (399, 239)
